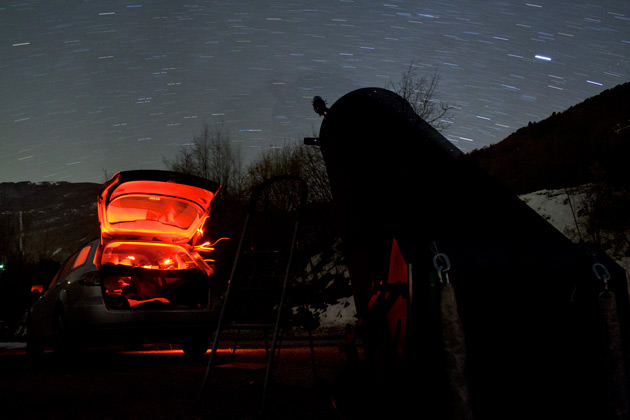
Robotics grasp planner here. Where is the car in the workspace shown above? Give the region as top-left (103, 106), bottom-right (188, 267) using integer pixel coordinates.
top-left (26, 170), bottom-right (222, 359)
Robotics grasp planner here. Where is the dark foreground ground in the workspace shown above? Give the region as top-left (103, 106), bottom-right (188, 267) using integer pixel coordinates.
top-left (0, 338), bottom-right (361, 420)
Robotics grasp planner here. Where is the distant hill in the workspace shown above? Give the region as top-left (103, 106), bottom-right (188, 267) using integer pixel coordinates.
top-left (0, 181), bottom-right (101, 264)
top-left (468, 82), bottom-right (630, 195)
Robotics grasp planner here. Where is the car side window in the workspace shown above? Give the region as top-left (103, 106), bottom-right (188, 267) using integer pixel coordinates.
top-left (72, 244), bottom-right (92, 270)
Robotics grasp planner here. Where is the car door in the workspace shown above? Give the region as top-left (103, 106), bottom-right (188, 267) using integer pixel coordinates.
top-left (29, 251), bottom-right (79, 338)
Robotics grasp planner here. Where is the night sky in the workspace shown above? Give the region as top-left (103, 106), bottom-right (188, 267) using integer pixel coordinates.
top-left (1, 1), bottom-right (628, 183)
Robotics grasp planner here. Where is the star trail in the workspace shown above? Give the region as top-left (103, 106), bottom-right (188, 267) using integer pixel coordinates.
top-left (1, 1), bottom-right (628, 183)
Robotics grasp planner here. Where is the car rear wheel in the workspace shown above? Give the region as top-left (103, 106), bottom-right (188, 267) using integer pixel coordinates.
top-left (26, 334), bottom-right (46, 359)
top-left (53, 312), bottom-right (75, 356)
top-left (180, 340), bottom-right (209, 360)
top-left (26, 315), bottom-right (45, 360)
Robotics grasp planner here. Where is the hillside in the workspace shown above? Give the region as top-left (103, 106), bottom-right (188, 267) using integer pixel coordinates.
top-left (519, 185), bottom-right (630, 274)
top-left (0, 181), bottom-right (101, 264)
top-left (467, 81), bottom-right (630, 274)
top-left (468, 82), bottom-right (630, 195)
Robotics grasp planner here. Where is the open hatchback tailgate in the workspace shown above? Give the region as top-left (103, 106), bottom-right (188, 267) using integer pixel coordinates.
top-left (98, 170), bottom-right (220, 244)
top-left (97, 170), bottom-right (221, 310)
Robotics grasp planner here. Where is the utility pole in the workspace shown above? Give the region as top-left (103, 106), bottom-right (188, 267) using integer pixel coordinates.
top-left (19, 211), bottom-right (23, 258)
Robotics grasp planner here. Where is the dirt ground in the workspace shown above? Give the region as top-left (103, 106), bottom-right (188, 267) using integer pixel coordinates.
top-left (0, 339), bottom-right (360, 420)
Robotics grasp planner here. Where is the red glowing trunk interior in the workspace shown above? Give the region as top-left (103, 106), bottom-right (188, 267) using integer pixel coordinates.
top-left (97, 171), bottom-right (220, 310)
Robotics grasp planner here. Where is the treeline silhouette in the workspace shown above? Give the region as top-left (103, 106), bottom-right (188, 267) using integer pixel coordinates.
top-left (468, 82), bottom-right (630, 195)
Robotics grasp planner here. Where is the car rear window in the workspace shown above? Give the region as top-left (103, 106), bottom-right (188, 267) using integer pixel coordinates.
top-left (107, 195), bottom-right (201, 229)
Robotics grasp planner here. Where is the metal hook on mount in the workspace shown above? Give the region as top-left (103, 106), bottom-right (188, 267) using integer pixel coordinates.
top-left (433, 252), bottom-right (451, 285)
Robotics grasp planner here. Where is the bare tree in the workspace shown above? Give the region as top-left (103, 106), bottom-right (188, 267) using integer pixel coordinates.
top-left (165, 123), bottom-right (244, 198)
top-left (246, 141), bottom-right (332, 204)
top-left (387, 63), bottom-right (454, 131)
